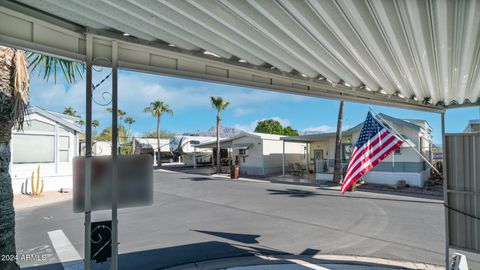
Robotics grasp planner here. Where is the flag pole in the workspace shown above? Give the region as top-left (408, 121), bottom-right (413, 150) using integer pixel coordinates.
top-left (368, 107), bottom-right (442, 176)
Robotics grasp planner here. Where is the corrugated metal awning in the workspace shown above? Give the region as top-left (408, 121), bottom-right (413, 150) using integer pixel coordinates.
top-left (5, 0), bottom-right (480, 109)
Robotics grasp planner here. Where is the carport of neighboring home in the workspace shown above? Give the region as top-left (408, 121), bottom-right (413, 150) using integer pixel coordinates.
top-left (194, 131), bottom-right (306, 176)
top-left (281, 113), bottom-right (433, 187)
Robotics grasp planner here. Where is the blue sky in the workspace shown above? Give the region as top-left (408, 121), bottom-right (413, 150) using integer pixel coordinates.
top-left (30, 68), bottom-right (480, 144)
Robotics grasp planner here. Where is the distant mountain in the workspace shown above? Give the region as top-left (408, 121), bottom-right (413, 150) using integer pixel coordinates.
top-left (186, 126), bottom-right (242, 138)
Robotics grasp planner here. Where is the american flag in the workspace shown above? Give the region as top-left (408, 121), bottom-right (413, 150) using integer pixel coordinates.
top-left (341, 112), bottom-right (403, 193)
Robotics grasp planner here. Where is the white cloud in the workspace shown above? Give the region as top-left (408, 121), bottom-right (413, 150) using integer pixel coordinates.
top-left (301, 124), bottom-right (353, 134)
top-left (233, 107), bottom-right (255, 117)
top-left (302, 125), bottom-right (336, 133)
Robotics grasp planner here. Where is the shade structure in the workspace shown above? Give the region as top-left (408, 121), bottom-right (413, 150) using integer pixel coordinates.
top-left (2, 0), bottom-right (480, 111)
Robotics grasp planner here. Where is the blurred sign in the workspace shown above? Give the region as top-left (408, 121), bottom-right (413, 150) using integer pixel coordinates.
top-left (73, 155), bottom-right (153, 212)
top-left (91, 220), bottom-right (112, 263)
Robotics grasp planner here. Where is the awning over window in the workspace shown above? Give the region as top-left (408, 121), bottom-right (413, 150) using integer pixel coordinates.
top-left (233, 143), bottom-right (252, 150)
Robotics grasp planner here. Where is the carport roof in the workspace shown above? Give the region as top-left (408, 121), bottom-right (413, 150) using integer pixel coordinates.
top-left (2, 0), bottom-right (480, 111)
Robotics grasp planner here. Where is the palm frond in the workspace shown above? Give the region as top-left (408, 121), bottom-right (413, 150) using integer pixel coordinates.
top-left (210, 96), bottom-right (230, 113)
top-left (12, 50), bottom-right (30, 130)
top-left (28, 52), bottom-right (84, 84)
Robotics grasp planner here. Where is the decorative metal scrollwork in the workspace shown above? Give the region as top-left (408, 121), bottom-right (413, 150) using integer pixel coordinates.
top-left (92, 57), bottom-right (113, 107)
top-left (90, 222), bottom-right (112, 263)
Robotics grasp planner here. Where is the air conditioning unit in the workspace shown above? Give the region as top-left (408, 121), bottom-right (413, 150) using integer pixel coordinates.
top-left (450, 253), bottom-right (469, 270)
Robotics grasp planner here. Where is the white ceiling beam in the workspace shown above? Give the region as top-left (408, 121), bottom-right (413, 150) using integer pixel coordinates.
top-left (221, 0), bottom-right (335, 80)
top-left (338, 0), bottom-right (414, 97)
top-left (18, 0), bottom-right (106, 30)
top-left (453, 0), bottom-right (480, 103)
top-left (278, 0), bottom-right (379, 91)
top-left (430, 0), bottom-right (454, 105)
top-left (308, 0), bottom-right (395, 94)
top-left (161, 0), bottom-right (293, 73)
top-left (368, 0), bottom-right (425, 100)
top-left (247, 0), bottom-right (361, 87)
top-left (188, 0), bottom-right (318, 78)
top-left (31, 0), bottom-right (157, 42)
top-left (128, 0), bottom-right (264, 66)
top-left (75, 0), bottom-right (201, 52)
top-left (399, 0), bottom-right (439, 103)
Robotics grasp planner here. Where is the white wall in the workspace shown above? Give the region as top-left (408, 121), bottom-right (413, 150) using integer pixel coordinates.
top-left (263, 139), bottom-right (305, 175)
top-left (363, 170), bottom-right (429, 187)
top-left (230, 136), bottom-right (305, 176)
top-left (10, 113), bottom-right (78, 194)
top-left (232, 136), bottom-right (264, 176)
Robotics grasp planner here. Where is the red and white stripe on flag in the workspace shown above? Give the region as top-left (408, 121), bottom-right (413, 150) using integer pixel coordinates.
top-left (340, 112), bottom-right (403, 193)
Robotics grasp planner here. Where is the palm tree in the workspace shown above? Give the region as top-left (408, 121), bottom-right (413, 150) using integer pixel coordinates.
top-left (63, 106), bottom-right (77, 117)
top-left (124, 117), bottom-right (135, 133)
top-left (77, 119), bottom-right (85, 130)
top-left (118, 109), bottom-right (126, 125)
top-left (92, 120), bottom-right (100, 138)
top-left (333, 100), bottom-right (344, 184)
top-left (144, 101), bottom-right (173, 166)
top-left (107, 108), bottom-right (126, 142)
top-left (0, 45), bottom-right (83, 270)
top-left (107, 108), bottom-right (126, 124)
top-left (210, 96), bottom-right (230, 173)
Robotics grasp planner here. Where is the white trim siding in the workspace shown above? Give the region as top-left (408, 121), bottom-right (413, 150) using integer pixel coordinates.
top-left (10, 107), bottom-right (81, 194)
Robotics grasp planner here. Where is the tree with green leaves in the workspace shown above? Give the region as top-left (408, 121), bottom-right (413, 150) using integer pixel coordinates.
top-left (144, 101), bottom-right (173, 166)
top-left (254, 119), bottom-right (284, 135)
top-left (254, 119), bottom-right (299, 136)
top-left (96, 126), bottom-right (129, 143)
top-left (143, 130), bottom-right (175, 139)
top-left (210, 96), bottom-right (230, 173)
top-left (283, 126), bottom-right (299, 136)
top-left (0, 46), bottom-right (83, 270)
top-left (92, 120), bottom-right (100, 138)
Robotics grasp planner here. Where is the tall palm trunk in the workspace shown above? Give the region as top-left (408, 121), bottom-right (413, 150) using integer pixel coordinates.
top-left (333, 100), bottom-right (344, 183)
top-left (216, 113), bottom-right (221, 173)
top-left (156, 114), bottom-right (161, 166)
top-left (0, 47), bottom-right (20, 270)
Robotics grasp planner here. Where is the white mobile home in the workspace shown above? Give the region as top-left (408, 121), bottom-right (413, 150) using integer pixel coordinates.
top-left (170, 135), bottom-right (216, 166)
top-left (195, 132), bottom-right (306, 176)
top-left (10, 107), bottom-right (81, 194)
top-left (283, 114), bottom-right (433, 187)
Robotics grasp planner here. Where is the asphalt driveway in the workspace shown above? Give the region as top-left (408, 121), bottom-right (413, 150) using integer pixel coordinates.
top-left (14, 169), bottom-right (474, 269)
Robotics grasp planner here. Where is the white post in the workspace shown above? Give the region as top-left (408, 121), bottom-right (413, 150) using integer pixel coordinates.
top-left (282, 140), bottom-right (285, 176)
top-left (441, 112), bottom-right (450, 268)
top-left (305, 142), bottom-right (310, 175)
top-left (193, 147), bottom-right (197, 168)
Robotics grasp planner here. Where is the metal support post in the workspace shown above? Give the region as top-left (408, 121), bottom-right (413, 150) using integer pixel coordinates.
top-left (282, 140), bottom-right (285, 176)
top-left (441, 112), bottom-right (449, 269)
top-left (111, 40), bottom-right (119, 270)
top-left (193, 147), bottom-right (197, 168)
top-left (84, 34), bottom-right (93, 270)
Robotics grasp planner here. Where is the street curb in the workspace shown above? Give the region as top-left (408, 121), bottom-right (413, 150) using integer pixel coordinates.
top-left (162, 254), bottom-right (444, 270)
